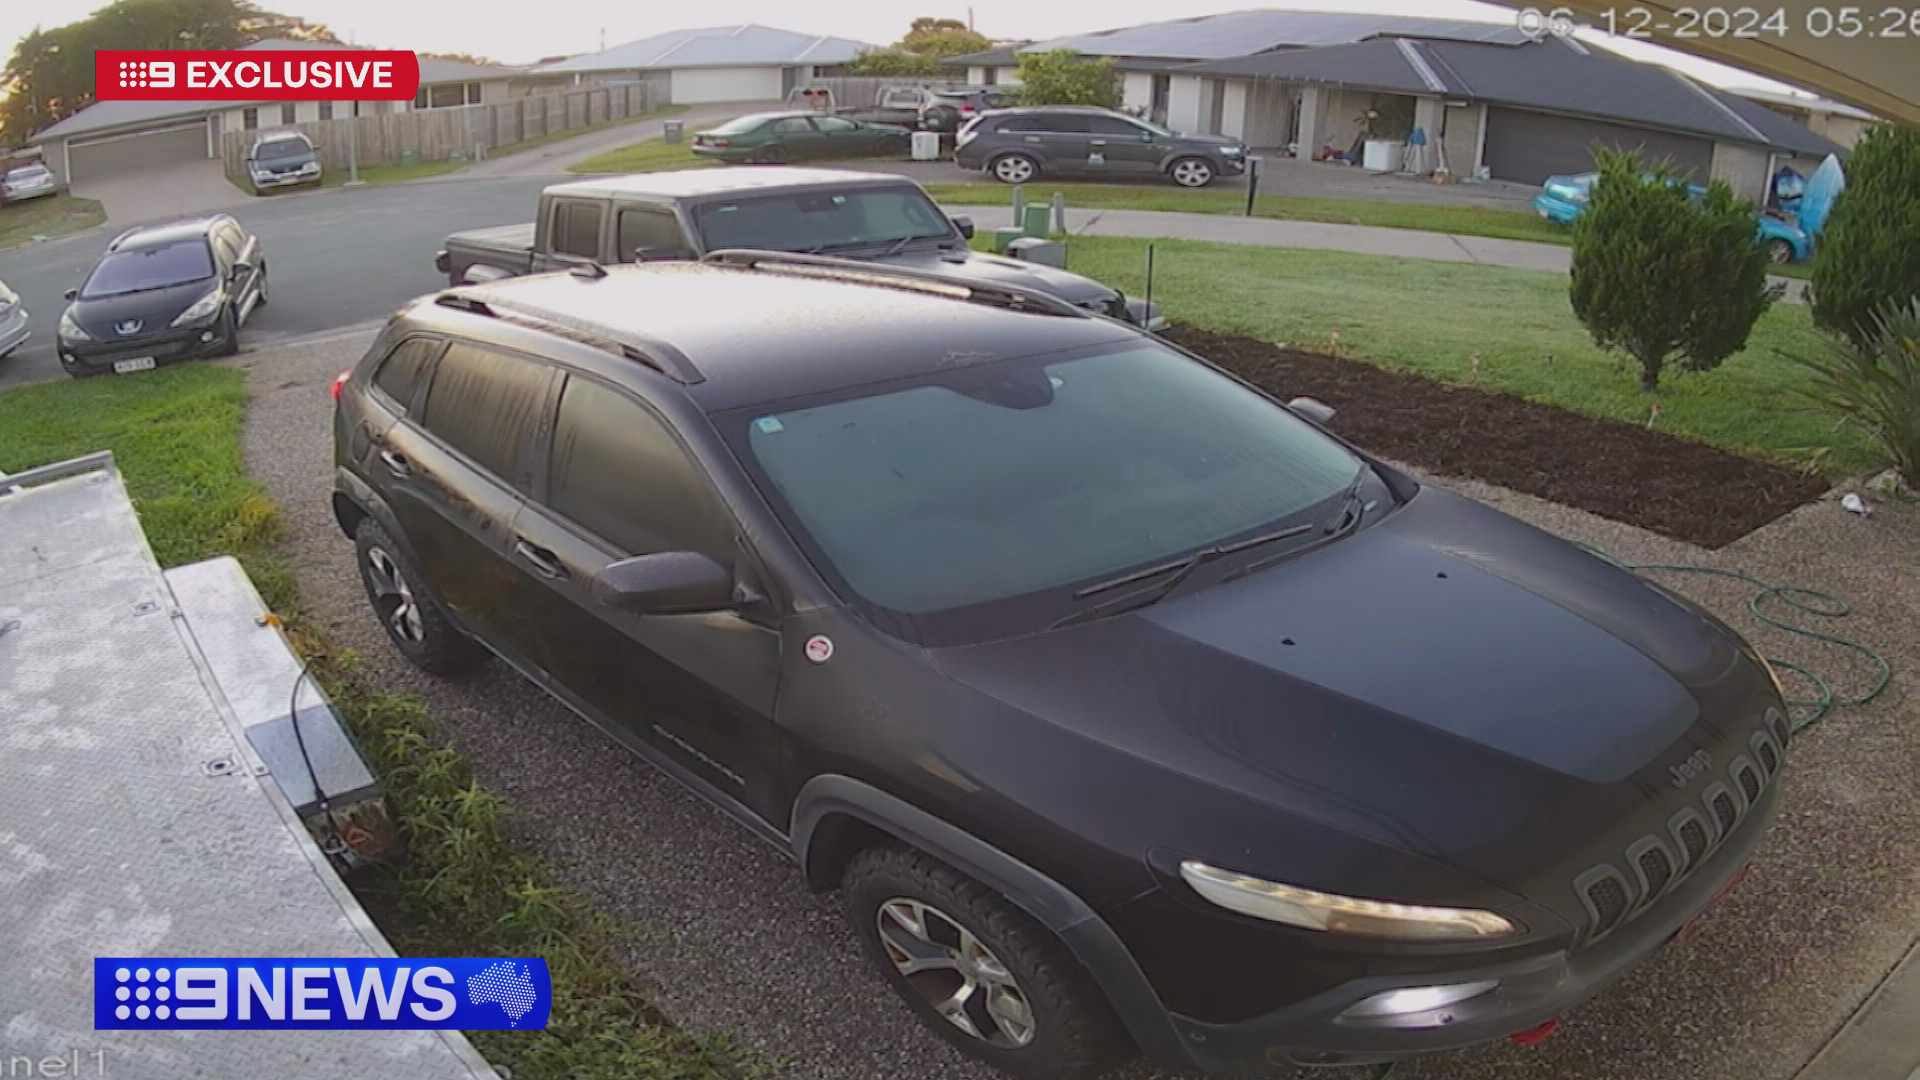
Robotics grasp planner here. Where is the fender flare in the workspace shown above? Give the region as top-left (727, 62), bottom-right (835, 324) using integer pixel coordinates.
top-left (789, 774), bottom-right (1190, 1066)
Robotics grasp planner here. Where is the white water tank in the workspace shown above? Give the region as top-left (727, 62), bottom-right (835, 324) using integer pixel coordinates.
top-left (911, 131), bottom-right (943, 161)
top-left (1362, 139), bottom-right (1405, 173)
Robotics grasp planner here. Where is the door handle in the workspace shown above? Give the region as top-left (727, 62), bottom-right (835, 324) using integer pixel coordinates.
top-left (377, 448), bottom-right (411, 477)
top-left (513, 539), bottom-right (569, 580)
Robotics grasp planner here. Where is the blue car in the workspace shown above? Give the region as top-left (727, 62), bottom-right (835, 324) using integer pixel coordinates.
top-left (1533, 156), bottom-right (1844, 264)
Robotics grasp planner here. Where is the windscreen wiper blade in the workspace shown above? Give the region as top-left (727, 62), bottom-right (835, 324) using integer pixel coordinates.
top-left (1049, 523), bottom-right (1315, 630)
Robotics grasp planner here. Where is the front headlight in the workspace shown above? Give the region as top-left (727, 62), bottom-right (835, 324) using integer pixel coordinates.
top-left (171, 288), bottom-right (225, 326)
top-left (1179, 861), bottom-right (1519, 939)
top-left (58, 309), bottom-right (93, 341)
top-left (301, 161), bottom-right (320, 173)
top-left (1221, 145), bottom-right (1245, 156)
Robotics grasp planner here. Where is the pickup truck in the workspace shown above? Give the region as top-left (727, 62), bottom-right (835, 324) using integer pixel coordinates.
top-left (435, 167), bottom-right (1167, 330)
top-left (788, 85), bottom-right (1017, 130)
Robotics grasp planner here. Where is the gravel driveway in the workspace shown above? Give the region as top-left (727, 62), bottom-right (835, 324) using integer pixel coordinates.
top-left (239, 332), bottom-right (1916, 1080)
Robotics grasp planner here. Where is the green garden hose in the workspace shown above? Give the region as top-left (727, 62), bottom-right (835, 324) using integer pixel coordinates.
top-left (1577, 544), bottom-right (1893, 734)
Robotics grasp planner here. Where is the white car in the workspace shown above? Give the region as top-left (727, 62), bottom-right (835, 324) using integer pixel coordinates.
top-left (0, 279), bottom-right (28, 359)
top-left (1, 162), bottom-right (60, 204)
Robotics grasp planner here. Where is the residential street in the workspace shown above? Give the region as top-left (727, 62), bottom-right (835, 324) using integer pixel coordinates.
top-left (242, 328), bottom-right (1916, 1080)
top-left (0, 173), bottom-right (1807, 392)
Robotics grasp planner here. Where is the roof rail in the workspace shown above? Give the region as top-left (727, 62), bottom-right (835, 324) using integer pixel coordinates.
top-left (433, 290), bottom-right (705, 384)
top-left (701, 249), bottom-right (1093, 321)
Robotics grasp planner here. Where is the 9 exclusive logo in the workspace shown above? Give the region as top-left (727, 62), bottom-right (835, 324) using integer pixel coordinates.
top-left (95, 50), bottom-right (421, 101)
top-left (95, 958), bottom-right (550, 1031)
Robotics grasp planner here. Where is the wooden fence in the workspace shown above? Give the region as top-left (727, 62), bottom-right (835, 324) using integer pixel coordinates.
top-left (219, 82), bottom-right (654, 178)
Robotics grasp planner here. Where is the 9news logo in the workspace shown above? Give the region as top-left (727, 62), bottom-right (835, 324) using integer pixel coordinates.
top-left (115, 59), bottom-right (176, 90)
top-left (95, 958), bottom-right (550, 1031)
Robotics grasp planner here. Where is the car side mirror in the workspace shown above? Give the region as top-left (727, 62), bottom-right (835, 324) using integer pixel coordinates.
top-left (950, 215), bottom-right (974, 239)
top-left (592, 551), bottom-right (736, 615)
top-left (64, 287), bottom-right (78, 301)
top-left (635, 246), bottom-right (691, 262)
top-left (1287, 396), bottom-right (1337, 427)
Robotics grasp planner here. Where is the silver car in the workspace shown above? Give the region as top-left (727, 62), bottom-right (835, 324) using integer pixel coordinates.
top-left (1, 162), bottom-right (61, 204)
top-left (0, 278), bottom-right (28, 359)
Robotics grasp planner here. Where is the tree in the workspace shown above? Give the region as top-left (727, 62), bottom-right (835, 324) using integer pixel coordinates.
top-left (1808, 122), bottom-right (1920, 348)
top-left (1013, 50), bottom-right (1120, 109)
top-left (420, 52), bottom-right (499, 67)
top-left (1, 0), bottom-right (339, 144)
top-left (898, 17), bottom-right (991, 59)
top-left (1785, 299), bottom-right (1920, 488)
top-left (1568, 148), bottom-right (1780, 391)
top-left (846, 49), bottom-right (945, 77)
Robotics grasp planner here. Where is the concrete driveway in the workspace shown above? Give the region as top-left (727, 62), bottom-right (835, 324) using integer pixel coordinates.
top-left (72, 157), bottom-right (246, 227)
top-left (242, 326), bottom-right (1915, 1080)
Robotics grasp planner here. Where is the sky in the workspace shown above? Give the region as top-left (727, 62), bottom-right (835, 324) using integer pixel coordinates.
top-left (1, 0), bottom-right (1803, 94)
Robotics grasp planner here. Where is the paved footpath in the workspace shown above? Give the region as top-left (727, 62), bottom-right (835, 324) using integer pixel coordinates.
top-left (941, 203), bottom-right (1811, 304)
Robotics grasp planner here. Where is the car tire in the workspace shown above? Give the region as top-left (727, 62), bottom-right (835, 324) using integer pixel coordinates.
top-left (878, 134), bottom-right (910, 158)
top-left (1766, 238), bottom-right (1795, 264)
top-left (1168, 157), bottom-right (1216, 188)
top-left (991, 154), bottom-right (1040, 185)
top-left (254, 263), bottom-right (269, 308)
top-left (353, 518), bottom-right (491, 677)
top-left (843, 845), bottom-right (1132, 1080)
top-left (756, 144), bottom-right (789, 165)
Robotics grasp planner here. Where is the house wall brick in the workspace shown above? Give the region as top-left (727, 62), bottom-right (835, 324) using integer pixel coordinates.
top-left (1710, 141), bottom-right (1771, 202)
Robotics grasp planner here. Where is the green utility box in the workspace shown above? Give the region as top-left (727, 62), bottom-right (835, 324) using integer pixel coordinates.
top-left (1021, 204), bottom-right (1050, 238)
top-left (399, 149), bottom-right (419, 165)
top-left (990, 226), bottom-right (1024, 254)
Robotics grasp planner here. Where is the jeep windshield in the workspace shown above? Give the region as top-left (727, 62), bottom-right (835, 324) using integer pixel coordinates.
top-left (692, 187), bottom-right (959, 255)
top-left (80, 240), bottom-right (215, 299)
top-left (724, 340), bottom-right (1377, 645)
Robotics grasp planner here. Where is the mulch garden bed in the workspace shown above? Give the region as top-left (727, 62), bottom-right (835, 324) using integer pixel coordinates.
top-left (1165, 325), bottom-right (1829, 549)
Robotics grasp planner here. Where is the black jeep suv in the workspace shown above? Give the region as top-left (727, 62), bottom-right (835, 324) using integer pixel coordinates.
top-left (331, 253), bottom-right (1787, 1079)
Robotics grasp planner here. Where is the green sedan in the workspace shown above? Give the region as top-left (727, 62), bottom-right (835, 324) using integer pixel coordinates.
top-left (690, 111), bottom-right (912, 164)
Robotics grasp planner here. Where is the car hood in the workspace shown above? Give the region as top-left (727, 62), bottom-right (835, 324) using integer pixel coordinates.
top-left (927, 486), bottom-right (1772, 894)
top-left (66, 278), bottom-right (219, 336)
top-left (872, 247), bottom-right (1117, 306)
top-left (1798, 153), bottom-right (1845, 238)
top-left (1169, 132), bottom-right (1245, 149)
top-left (449, 222), bottom-right (538, 253)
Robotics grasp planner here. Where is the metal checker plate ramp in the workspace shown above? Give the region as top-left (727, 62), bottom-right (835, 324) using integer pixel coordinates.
top-left (0, 457), bottom-right (496, 1079)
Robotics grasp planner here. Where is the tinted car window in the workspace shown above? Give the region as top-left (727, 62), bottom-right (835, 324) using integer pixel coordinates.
top-left (618, 208), bottom-right (685, 256)
top-left (81, 240), bottom-right (215, 299)
top-left (813, 116), bottom-right (858, 133)
top-left (1031, 113), bottom-right (1090, 133)
top-left (371, 337), bottom-right (442, 411)
top-left (550, 200), bottom-right (604, 258)
top-left (418, 343), bottom-right (549, 483)
top-left (255, 138), bottom-right (310, 161)
top-left (770, 117), bottom-right (813, 135)
top-left (706, 115), bottom-right (774, 136)
top-left (694, 188), bottom-right (951, 253)
top-left (1086, 115), bottom-right (1146, 137)
top-left (547, 376), bottom-right (732, 561)
top-left (992, 116), bottom-right (1038, 133)
top-left (732, 342), bottom-right (1359, 622)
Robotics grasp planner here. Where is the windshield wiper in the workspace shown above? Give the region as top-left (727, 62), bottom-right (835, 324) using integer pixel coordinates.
top-left (1049, 523), bottom-right (1315, 630)
top-left (1220, 467), bottom-right (1379, 585)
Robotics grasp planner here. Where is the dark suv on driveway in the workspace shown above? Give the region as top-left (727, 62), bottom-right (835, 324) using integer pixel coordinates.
top-left (331, 253), bottom-right (1787, 1079)
top-left (955, 105), bottom-right (1250, 187)
top-left (57, 214), bottom-right (267, 378)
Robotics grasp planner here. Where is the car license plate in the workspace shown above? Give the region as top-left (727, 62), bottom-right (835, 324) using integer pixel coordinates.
top-left (1674, 865), bottom-right (1749, 944)
top-left (112, 357), bottom-right (156, 374)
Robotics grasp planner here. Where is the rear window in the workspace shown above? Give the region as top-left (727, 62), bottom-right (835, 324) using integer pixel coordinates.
top-left (705, 115), bottom-right (774, 136)
top-left (81, 239), bottom-right (215, 299)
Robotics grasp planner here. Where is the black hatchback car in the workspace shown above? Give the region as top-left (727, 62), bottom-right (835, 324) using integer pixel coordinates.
top-left (57, 215), bottom-right (267, 377)
top-left (331, 254), bottom-right (1787, 1079)
top-left (955, 105), bottom-right (1250, 187)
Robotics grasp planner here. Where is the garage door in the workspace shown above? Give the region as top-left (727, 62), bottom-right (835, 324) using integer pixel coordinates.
top-left (67, 121), bottom-right (209, 184)
top-left (668, 66), bottom-right (784, 104)
top-left (1482, 107), bottom-right (1714, 186)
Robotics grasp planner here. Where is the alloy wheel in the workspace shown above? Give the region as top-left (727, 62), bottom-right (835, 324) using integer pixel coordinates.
top-left (876, 897), bottom-right (1037, 1049)
top-left (1170, 159), bottom-right (1214, 187)
top-left (993, 156), bottom-right (1036, 184)
top-left (1768, 239), bottom-right (1794, 264)
top-left (364, 545), bottom-right (426, 644)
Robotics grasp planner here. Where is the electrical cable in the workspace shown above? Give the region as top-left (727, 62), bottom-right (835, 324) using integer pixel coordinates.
top-left (1575, 544), bottom-right (1893, 734)
top-left (286, 660), bottom-right (342, 854)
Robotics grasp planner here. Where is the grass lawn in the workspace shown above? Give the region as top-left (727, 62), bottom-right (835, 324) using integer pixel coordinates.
top-left (487, 104), bottom-right (690, 159)
top-left (0, 365), bottom-right (756, 1079)
top-left (1056, 236), bottom-right (1861, 471)
top-left (567, 134), bottom-right (718, 174)
top-left (0, 193), bottom-right (107, 249)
